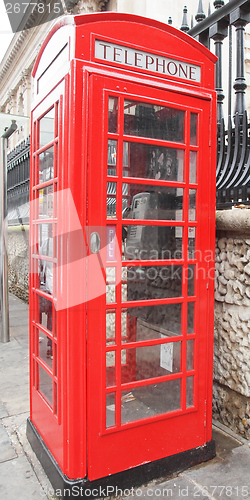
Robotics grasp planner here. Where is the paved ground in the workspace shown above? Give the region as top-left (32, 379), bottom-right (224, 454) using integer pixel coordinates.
top-left (1, 294), bottom-right (250, 500)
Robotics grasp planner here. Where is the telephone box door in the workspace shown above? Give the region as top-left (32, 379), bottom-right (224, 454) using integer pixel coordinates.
top-left (87, 74), bottom-right (215, 480)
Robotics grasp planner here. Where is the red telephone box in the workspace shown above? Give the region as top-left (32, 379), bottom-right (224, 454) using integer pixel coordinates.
top-left (27, 12), bottom-right (217, 496)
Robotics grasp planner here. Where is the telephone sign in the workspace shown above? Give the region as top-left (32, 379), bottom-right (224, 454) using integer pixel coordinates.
top-left (27, 12), bottom-right (217, 497)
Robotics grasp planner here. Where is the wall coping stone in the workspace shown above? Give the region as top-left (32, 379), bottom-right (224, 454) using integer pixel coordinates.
top-left (216, 209), bottom-right (250, 233)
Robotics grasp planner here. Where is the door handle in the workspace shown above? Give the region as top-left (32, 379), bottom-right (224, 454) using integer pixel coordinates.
top-left (90, 232), bottom-right (101, 253)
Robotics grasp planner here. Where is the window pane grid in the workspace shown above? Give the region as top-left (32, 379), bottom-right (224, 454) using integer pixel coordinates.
top-left (104, 95), bottom-right (199, 431)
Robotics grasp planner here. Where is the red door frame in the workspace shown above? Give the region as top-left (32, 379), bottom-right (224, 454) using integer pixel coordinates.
top-left (86, 73), bottom-right (216, 480)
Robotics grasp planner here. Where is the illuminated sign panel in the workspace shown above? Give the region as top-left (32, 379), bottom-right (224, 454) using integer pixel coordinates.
top-left (95, 39), bottom-right (201, 83)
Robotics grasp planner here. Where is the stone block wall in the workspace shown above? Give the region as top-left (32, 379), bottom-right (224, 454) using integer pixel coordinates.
top-left (7, 226), bottom-right (29, 303)
top-left (213, 209), bottom-right (250, 439)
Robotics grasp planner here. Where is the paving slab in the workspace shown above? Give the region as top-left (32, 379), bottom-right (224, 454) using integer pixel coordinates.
top-left (0, 401), bottom-right (8, 419)
top-left (182, 445), bottom-right (250, 500)
top-left (0, 421), bottom-right (17, 463)
top-left (0, 455), bottom-right (49, 500)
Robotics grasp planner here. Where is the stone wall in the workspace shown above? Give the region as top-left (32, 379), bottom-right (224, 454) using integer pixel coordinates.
top-left (213, 209), bottom-right (250, 439)
top-left (7, 226), bottom-right (29, 303)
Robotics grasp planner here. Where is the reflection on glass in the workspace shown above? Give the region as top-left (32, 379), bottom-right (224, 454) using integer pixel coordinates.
top-left (109, 97), bottom-right (118, 133)
top-left (38, 329), bottom-right (53, 369)
top-left (189, 189), bottom-right (196, 221)
top-left (39, 147), bottom-right (54, 183)
top-left (190, 151), bottom-right (197, 184)
top-left (187, 302), bottom-right (195, 334)
top-left (123, 142), bottom-right (184, 181)
top-left (106, 267), bottom-right (116, 303)
top-left (39, 108), bottom-right (55, 148)
top-left (187, 265), bottom-right (195, 296)
top-left (38, 365), bottom-right (53, 407)
top-left (121, 342), bottom-right (181, 384)
top-left (54, 383), bottom-right (58, 415)
top-left (39, 296), bottom-right (53, 332)
top-left (121, 310), bottom-right (129, 342)
top-left (123, 224), bottom-right (183, 260)
top-left (38, 224), bottom-right (53, 256)
top-left (107, 139), bottom-right (117, 175)
top-left (190, 113), bottom-right (198, 146)
top-left (122, 184), bottom-right (183, 221)
top-left (107, 182), bottom-right (117, 218)
top-left (106, 311), bottom-right (116, 345)
top-left (188, 228), bottom-right (195, 259)
top-left (121, 379), bottom-right (181, 424)
top-left (38, 185), bottom-right (53, 219)
top-left (124, 101), bottom-right (185, 142)
top-left (106, 392), bottom-right (116, 428)
top-left (122, 304), bottom-right (182, 342)
top-left (39, 259), bottom-right (53, 295)
top-left (121, 265), bottom-right (182, 302)
top-left (187, 339), bottom-right (194, 371)
top-left (186, 376), bottom-right (194, 407)
top-left (106, 351), bottom-right (116, 387)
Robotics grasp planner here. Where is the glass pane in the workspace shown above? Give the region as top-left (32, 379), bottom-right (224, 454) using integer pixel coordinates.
top-left (39, 297), bottom-right (53, 332)
top-left (39, 108), bottom-right (55, 148)
top-left (189, 151), bottom-right (197, 184)
top-left (122, 184), bottom-right (183, 221)
top-left (124, 101), bottom-right (185, 142)
top-left (38, 185), bottom-right (54, 219)
top-left (106, 351), bottom-right (116, 387)
top-left (39, 259), bottom-right (53, 295)
top-left (107, 139), bottom-right (117, 175)
top-left (38, 330), bottom-right (53, 369)
top-left (187, 302), bottom-right (195, 334)
top-left (123, 142), bottom-right (184, 181)
top-left (38, 147), bottom-right (54, 183)
top-left (121, 342), bottom-right (181, 384)
top-left (187, 265), bottom-right (195, 296)
top-left (121, 310), bottom-right (129, 342)
top-left (186, 376), bottom-right (194, 407)
top-left (187, 339), bottom-right (194, 371)
top-left (121, 379), bottom-right (181, 424)
top-left (38, 365), bottom-right (53, 407)
top-left (108, 97), bottom-right (118, 133)
top-left (189, 189), bottom-right (196, 221)
top-left (106, 392), bottom-right (116, 428)
top-left (190, 113), bottom-right (198, 146)
top-left (54, 383), bottom-right (58, 415)
top-left (107, 226), bottom-right (116, 262)
top-left (106, 267), bottom-right (116, 304)
top-left (106, 311), bottom-right (116, 345)
top-left (188, 227), bottom-right (196, 259)
top-left (123, 225), bottom-right (183, 260)
top-left (122, 265), bottom-right (182, 302)
top-left (107, 182), bottom-right (117, 218)
top-left (122, 304), bottom-right (182, 343)
top-left (38, 224), bottom-right (53, 256)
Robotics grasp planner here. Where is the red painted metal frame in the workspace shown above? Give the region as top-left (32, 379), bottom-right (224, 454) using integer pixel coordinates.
top-left (86, 74), bottom-right (216, 480)
top-left (29, 12), bottom-right (216, 482)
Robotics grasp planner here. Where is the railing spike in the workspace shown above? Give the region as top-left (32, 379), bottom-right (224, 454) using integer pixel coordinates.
top-left (208, 3), bottom-right (211, 16)
top-left (168, 16), bottom-right (173, 25)
top-left (191, 14), bottom-right (194, 29)
top-left (214, 0), bottom-right (224, 9)
top-left (196, 0), bottom-right (206, 23)
top-left (180, 6), bottom-right (189, 32)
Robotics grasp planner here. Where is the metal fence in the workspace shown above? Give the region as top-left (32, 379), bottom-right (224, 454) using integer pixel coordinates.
top-left (7, 135), bottom-right (30, 225)
top-left (186, 0), bottom-right (250, 208)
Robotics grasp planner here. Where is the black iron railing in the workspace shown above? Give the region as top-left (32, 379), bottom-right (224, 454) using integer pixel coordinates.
top-left (180, 0), bottom-right (250, 208)
top-left (7, 136), bottom-right (30, 225)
